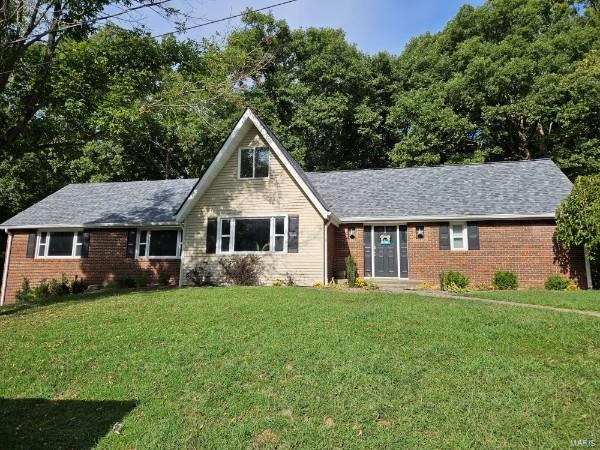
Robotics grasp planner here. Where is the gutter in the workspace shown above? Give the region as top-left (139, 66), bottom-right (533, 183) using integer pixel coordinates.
top-left (2, 222), bottom-right (181, 230)
top-left (1, 230), bottom-right (13, 306)
top-left (337, 213), bottom-right (556, 224)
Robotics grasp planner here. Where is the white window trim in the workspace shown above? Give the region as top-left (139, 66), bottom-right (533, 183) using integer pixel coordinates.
top-left (135, 228), bottom-right (182, 259)
top-left (35, 230), bottom-right (83, 259)
top-left (449, 222), bottom-right (469, 251)
top-left (216, 215), bottom-right (288, 255)
top-left (237, 146), bottom-right (270, 179)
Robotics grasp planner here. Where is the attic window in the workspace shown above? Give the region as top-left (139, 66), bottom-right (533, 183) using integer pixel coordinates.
top-left (239, 147), bottom-right (269, 178)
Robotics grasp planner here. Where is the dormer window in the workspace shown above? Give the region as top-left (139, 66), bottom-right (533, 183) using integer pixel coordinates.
top-left (239, 147), bottom-right (269, 179)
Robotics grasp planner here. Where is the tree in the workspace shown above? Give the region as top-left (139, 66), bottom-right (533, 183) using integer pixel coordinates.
top-left (556, 174), bottom-right (600, 254)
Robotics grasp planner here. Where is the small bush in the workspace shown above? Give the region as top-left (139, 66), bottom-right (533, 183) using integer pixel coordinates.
top-left (15, 278), bottom-right (33, 303)
top-left (283, 272), bottom-right (296, 287)
top-left (545, 275), bottom-right (571, 291)
top-left (345, 256), bottom-right (357, 287)
top-left (493, 271), bottom-right (518, 290)
top-left (134, 274), bottom-right (149, 288)
top-left (48, 274), bottom-right (70, 297)
top-left (565, 281), bottom-right (578, 291)
top-left (33, 279), bottom-right (51, 300)
top-left (272, 279), bottom-right (284, 286)
top-left (440, 271), bottom-right (469, 290)
top-left (354, 277), bottom-right (367, 288)
top-left (70, 276), bottom-right (87, 294)
top-left (218, 255), bottom-right (264, 286)
top-left (365, 279), bottom-right (379, 290)
top-left (117, 277), bottom-right (136, 289)
top-left (313, 281), bottom-right (325, 289)
top-left (185, 262), bottom-right (216, 287)
top-left (158, 272), bottom-right (171, 286)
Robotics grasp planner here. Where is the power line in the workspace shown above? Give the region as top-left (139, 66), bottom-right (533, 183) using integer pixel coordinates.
top-left (0, 0), bottom-right (299, 76)
top-left (1, 0), bottom-right (173, 46)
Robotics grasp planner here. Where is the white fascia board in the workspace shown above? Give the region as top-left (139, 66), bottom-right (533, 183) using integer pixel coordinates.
top-left (175, 108), bottom-right (330, 222)
top-left (338, 213), bottom-right (556, 224)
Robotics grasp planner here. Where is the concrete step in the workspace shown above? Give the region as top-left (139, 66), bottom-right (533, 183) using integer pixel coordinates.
top-left (340, 278), bottom-right (422, 290)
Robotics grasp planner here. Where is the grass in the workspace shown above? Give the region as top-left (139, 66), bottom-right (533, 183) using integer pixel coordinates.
top-left (0, 287), bottom-right (598, 449)
top-left (464, 289), bottom-right (600, 312)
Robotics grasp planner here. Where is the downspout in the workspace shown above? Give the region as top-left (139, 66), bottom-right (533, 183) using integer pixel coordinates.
top-left (1, 230), bottom-right (13, 306)
top-left (584, 246), bottom-right (593, 289)
top-left (178, 222), bottom-right (186, 288)
top-left (323, 217), bottom-right (332, 284)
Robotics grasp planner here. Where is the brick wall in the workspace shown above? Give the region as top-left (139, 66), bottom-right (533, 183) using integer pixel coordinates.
top-left (333, 221), bottom-right (587, 288)
top-left (333, 224), bottom-right (364, 279)
top-left (2, 229), bottom-right (180, 304)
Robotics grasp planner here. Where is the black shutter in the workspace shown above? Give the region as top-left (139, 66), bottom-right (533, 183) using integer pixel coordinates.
top-left (26, 231), bottom-right (37, 258)
top-left (439, 223), bottom-right (450, 250)
top-left (206, 218), bottom-right (217, 254)
top-left (126, 229), bottom-right (137, 258)
top-left (288, 215), bottom-right (299, 253)
top-left (81, 230), bottom-right (91, 257)
top-left (467, 222), bottom-right (480, 250)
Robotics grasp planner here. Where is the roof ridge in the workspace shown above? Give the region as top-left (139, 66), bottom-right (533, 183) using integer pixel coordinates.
top-left (306, 158), bottom-right (554, 175)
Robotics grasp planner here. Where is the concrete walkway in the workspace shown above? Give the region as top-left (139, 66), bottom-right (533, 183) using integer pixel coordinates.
top-left (382, 288), bottom-right (600, 318)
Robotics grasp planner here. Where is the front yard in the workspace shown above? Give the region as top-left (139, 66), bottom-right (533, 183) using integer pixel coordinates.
top-left (1, 287), bottom-right (598, 448)
top-left (464, 289), bottom-right (600, 312)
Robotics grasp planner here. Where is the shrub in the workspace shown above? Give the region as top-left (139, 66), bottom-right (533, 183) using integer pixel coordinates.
top-left (345, 256), bottom-right (357, 287)
top-left (70, 276), bottom-right (87, 294)
top-left (134, 274), bottom-right (149, 288)
top-left (218, 255), bottom-right (264, 286)
top-left (49, 274), bottom-right (70, 297)
top-left (117, 277), bottom-right (136, 289)
top-left (283, 272), bottom-right (296, 287)
top-left (545, 275), bottom-right (570, 291)
top-left (272, 279), bottom-right (284, 286)
top-left (365, 279), bottom-right (379, 290)
top-left (493, 271), bottom-right (518, 290)
top-left (33, 279), bottom-right (51, 300)
top-left (440, 271), bottom-right (469, 290)
top-left (354, 277), bottom-right (367, 288)
top-left (158, 272), bottom-right (171, 286)
top-left (15, 278), bottom-right (33, 303)
top-left (185, 262), bottom-right (216, 287)
top-left (313, 281), bottom-right (325, 289)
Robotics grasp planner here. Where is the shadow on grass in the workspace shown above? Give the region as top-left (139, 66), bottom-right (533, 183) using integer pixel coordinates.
top-left (0, 287), bottom-right (176, 317)
top-left (0, 398), bottom-right (137, 449)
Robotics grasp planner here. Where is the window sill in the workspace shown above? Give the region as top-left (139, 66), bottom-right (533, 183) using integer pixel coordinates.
top-left (34, 256), bottom-right (81, 260)
top-left (136, 256), bottom-right (181, 260)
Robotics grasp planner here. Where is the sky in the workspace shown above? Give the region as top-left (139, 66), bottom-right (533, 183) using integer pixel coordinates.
top-left (119, 0), bottom-right (485, 55)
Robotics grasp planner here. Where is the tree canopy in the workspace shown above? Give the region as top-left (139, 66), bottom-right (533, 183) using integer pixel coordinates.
top-left (1, 0), bottom-right (599, 234)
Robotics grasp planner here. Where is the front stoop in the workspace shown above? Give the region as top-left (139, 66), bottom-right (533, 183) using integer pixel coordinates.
top-left (369, 278), bottom-right (422, 290)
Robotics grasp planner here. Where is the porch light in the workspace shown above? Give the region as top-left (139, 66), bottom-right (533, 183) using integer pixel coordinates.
top-left (348, 226), bottom-right (356, 239)
top-left (416, 226), bottom-right (425, 239)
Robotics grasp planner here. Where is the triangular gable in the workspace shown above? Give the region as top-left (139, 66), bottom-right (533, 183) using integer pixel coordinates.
top-left (176, 109), bottom-right (331, 222)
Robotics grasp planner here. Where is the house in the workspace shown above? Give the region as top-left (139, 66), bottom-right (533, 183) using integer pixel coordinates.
top-left (0, 109), bottom-right (592, 304)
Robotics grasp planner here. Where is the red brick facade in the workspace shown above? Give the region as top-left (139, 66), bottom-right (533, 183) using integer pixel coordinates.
top-left (333, 221), bottom-right (588, 288)
top-left (2, 229), bottom-right (180, 304)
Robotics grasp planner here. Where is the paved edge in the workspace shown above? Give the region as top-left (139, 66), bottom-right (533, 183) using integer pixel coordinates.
top-left (386, 289), bottom-right (600, 318)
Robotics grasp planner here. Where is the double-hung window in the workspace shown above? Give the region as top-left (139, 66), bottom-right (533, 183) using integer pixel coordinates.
top-left (36, 231), bottom-right (83, 258)
top-left (218, 217), bottom-right (287, 253)
top-left (239, 147), bottom-right (269, 178)
top-left (449, 223), bottom-right (468, 250)
top-left (136, 229), bottom-right (181, 258)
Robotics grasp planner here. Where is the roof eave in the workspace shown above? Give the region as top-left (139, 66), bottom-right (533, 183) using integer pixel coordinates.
top-left (3, 221), bottom-right (181, 231)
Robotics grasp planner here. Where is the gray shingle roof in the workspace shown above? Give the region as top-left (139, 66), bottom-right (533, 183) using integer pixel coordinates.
top-left (2, 178), bottom-right (198, 228)
top-left (306, 159), bottom-right (571, 219)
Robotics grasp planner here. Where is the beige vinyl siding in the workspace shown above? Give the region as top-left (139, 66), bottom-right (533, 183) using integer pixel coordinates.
top-left (182, 125), bottom-right (324, 285)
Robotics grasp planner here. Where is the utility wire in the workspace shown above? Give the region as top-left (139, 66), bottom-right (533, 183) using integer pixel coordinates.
top-left (1, 0), bottom-right (173, 46)
top-left (0, 0), bottom-right (299, 76)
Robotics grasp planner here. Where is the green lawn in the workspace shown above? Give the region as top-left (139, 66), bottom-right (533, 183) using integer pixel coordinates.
top-left (1, 287), bottom-right (598, 449)
top-left (464, 289), bottom-right (600, 312)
